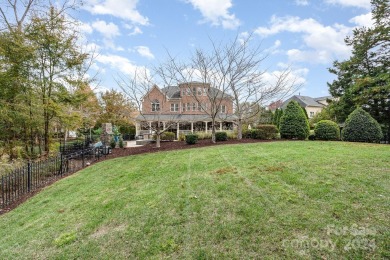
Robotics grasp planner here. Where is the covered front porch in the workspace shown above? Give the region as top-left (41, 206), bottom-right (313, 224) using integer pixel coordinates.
top-left (135, 114), bottom-right (237, 140)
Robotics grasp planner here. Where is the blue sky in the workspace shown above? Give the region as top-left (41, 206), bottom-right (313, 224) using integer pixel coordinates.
top-left (74, 0), bottom-right (374, 100)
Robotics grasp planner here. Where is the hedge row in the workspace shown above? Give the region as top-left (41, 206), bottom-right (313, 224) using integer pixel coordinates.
top-left (152, 132), bottom-right (176, 141)
top-left (243, 125), bottom-right (279, 139)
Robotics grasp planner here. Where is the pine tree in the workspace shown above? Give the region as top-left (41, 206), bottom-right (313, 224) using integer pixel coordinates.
top-left (328, 0), bottom-right (390, 139)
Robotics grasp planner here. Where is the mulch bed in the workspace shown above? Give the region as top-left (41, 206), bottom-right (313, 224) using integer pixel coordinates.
top-left (0, 138), bottom-right (276, 215)
top-left (99, 138), bottom-right (276, 160)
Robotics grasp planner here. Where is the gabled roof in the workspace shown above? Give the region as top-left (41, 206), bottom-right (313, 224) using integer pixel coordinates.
top-left (282, 95), bottom-right (325, 109)
top-left (160, 85), bottom-right (231, 99)
top-left (161, 86), bottom-right (181, 99)
top-left (314, 96), bottom-right (332, 101)
top-left (142, 85), bottom-right (164, 101)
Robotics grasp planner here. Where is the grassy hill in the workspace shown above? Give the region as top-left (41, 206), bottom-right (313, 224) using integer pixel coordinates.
top-left (0, 141), bottom-right (389, 259)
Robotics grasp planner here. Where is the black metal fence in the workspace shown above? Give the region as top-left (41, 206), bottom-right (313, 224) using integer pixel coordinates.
top-left (0, 146), bottom-right (111, 210)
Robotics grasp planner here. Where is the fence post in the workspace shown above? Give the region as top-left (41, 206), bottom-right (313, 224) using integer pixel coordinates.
top-left (82, 144), bottom-right (85, 168)
top-left (1, 176), bottom-right (4, 208)
top-left (59, 154), bottom-right (63, 176)
top-left (27, 161), bottom-right (32, 192)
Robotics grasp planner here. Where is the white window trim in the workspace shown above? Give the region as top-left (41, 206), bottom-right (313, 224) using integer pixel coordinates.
top-left (221, 105), bottom-right (226, 113)
top-left (151, 101), bottom-right (160, 112)
top-left (170, 103), bottom-right (179, 112)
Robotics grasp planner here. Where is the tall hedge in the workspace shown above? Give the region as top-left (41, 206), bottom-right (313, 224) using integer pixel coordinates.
top-left (342, 107), bottom-right (383, 143)
top-left (314, 120), bottom-right (340, 140)
top-left (273, 109), bottom-right (284, 129)
top-left (279, 101), bottom-right (310, 139)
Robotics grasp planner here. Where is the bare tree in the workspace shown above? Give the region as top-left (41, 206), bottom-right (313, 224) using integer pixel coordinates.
top-left (160, 34), bottom-right (302, 140)
top-left (117, 69), bottom-right (183, 148)
top-left (157, 34), bottom-right (300, 141)
top-left (0, 0), bottom-right (80, 32)
top-left (156, 43), bottom-right (236, 143)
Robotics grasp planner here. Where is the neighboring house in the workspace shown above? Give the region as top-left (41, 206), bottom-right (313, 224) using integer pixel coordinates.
top-left (267, 100), bottom-right (283, 112)
top-left (135, 82), bottom-right (237, 139)
top-left (281, 95), bottom-right (333, 118)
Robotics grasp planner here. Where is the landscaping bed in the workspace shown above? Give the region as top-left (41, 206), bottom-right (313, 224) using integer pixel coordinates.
top-left (102, 138), bottom-right (275, 160)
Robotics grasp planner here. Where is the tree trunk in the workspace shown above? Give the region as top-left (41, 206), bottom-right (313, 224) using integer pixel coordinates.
top-left (237, 118), bottom-right (242, 140)
top-left (211, 119), bottom-right (216, 143)
top-left (156, 133), bottom-right (161, 148)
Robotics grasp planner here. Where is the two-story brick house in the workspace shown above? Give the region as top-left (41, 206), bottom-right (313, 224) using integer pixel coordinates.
top-left (135, 82), bottom-right (237, 139)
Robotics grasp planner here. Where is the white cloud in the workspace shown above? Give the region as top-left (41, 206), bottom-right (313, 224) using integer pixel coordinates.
top-left (264, 40), bottom-right (282, 54)
top-left (135, 46), bottom-right (155, 59)
top-left (260, 67), bottom-right (308, 100)
top-left (238, 31), bottom-right (249, 45)
top-left (83, 43), bottom-right (102, 53)
top-left (295, 0), bottom-right (309, 6)
top-left (124, 24), bottom-right (143, 35)
top-left (102, 39), bottom-right (125, 51)
top-left (83, 0), bottom-right (149, 25)
top-left (79, 22), bottom-right (93, 34)
top-left (186, 0), bottom-right (240, 29)
top-left (273, 40), bottom-right (281, 48)
top-left (349, 12), bottom-right (374, 27)
top-left (96, 54), bottom-right (149, 76)
top-left (92, 20), bottom-right (120, 38)
top-left (255, 16), bottom-right (352, 63)
top-left (324, 0), bottom-right (371, 9)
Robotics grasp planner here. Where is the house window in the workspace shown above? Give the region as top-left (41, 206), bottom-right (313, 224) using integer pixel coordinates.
top-left (182, 105), bottom-right (186, 112)
top-left (192, 87), bottom-right (196, 96)
top-left (198, 102), bottom-right (202, 111)
top-left (171, 103), bottom-right (179, 112)
top-left (186, 88), bottom-right (191, 96)
top-left (310, 111), bottom-right (315, 118)
top-left (192, 103), bottom-right (196, 111)
top-left (187, 103), bottom-right (191, 111)
top-left (203, 87), bottom-right (207, 96)
top-left (221, 105), bottom-right (226, 113)
top-left (197, 88), bottom-right (202, 96)
top-left (151, 100), bottom-right (160, 112)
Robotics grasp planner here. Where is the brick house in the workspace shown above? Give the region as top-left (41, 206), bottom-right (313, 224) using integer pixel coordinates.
top-left (135, 82), bottom-right (237, 139)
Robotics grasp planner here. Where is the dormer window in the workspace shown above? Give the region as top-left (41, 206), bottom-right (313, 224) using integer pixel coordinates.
top-left (151, 100), bottom-right (160, 112)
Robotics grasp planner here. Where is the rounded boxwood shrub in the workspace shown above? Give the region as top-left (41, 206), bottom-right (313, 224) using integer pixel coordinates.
top-left (342, 107), bottom-right (383, 143)
top-left (314, 120), bottom-right (340, 140)
top-left (185, 134), bottom-right (198, 145)
top-left (279, 101), bottom-right (310, 140)
top-left (215, 132), bottom-right (227, 141)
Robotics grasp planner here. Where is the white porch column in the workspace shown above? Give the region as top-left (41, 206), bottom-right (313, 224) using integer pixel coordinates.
top-left (135, 122), bottom-right (140, 136)
top-left (205, 121), bottom-right (208, 133)
top-left (163, 122), bottom-right (166, 131)
top-left (177, 122), bottom-right (180, 140)
top-left (220, 122), bottom-right (222, 131)
top-left (191, 122), bottom-right (194, 133)
top-left (149, 121), bottom-right (152, 133)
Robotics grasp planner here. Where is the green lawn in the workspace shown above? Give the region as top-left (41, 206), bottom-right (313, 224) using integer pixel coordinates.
top-left (0, 141), bottom-right (389, 259)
